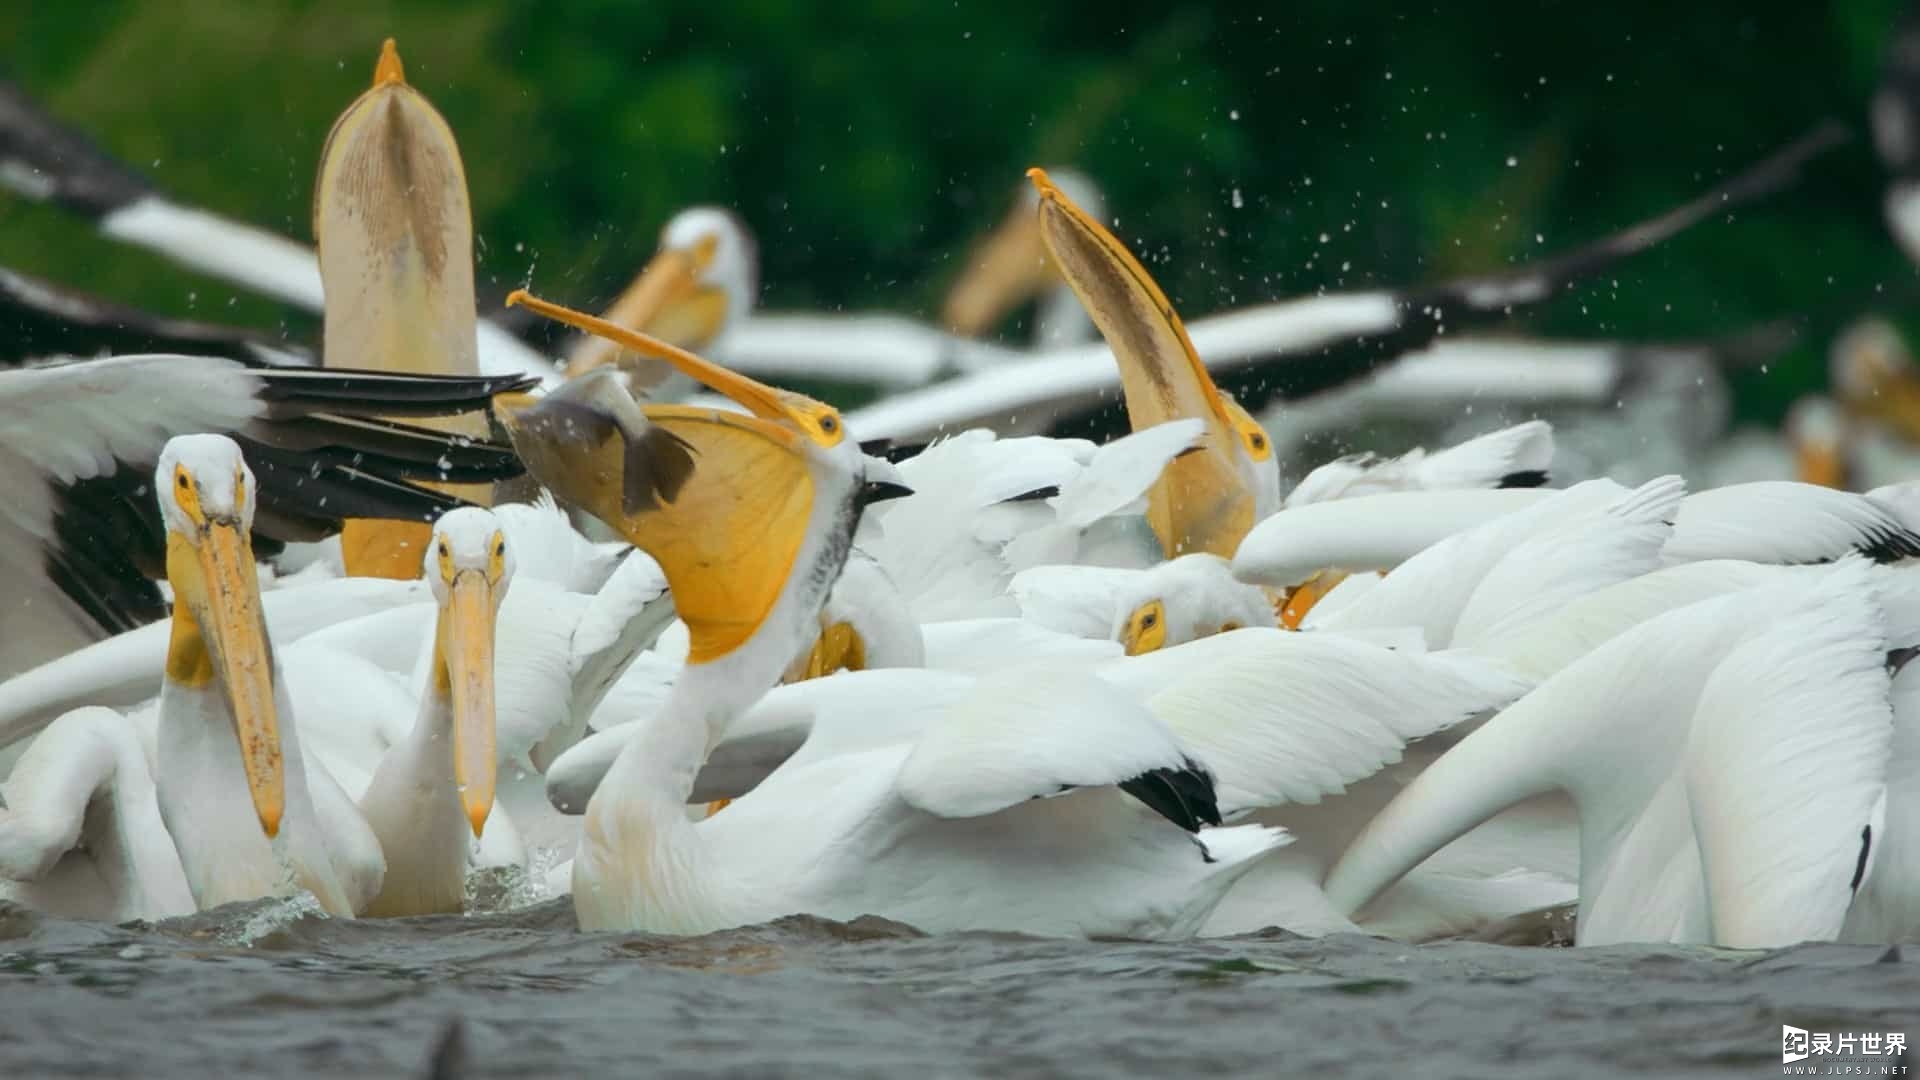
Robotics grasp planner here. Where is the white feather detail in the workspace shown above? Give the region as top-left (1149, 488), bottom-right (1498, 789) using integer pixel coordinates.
top-left (895, 668), bottom-right (1193, 820)
top-left (1686, 590), bottom-right (1890, 947)
top-left (1144, 635), bottom-right (1525, 815)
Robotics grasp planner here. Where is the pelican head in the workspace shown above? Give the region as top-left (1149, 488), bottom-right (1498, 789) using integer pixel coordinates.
top-left (155, 434), bottom-right (283, 838)
top-left (1111, 554), bottom-right (1278, 655)
top-left (943, 167), bottom-right (1104, 338)
top-left (424, 507), bottom-right (511, 837)
top-left (1831, 318), bottom-right (1920, 442)
top-left (563, 208), bottom-right (759, 384)
top-left (500, 300), bottom-right (880, 678)
top-left (1028, 167), bottom-right (1277, 558)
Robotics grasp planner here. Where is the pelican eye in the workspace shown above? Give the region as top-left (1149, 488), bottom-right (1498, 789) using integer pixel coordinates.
top-left (819, 415), bottom-right (838, 434)
top-left (1140, 611), bottom-right (1158, 629)
top-left (1250, 433), bottom-right (1266, 450)
top-left (176, 473), bottom-right (190, 489)
top-left (438, 542), bottom-right (450, 558)
top-left (494, 540), bottom-right (506, 557)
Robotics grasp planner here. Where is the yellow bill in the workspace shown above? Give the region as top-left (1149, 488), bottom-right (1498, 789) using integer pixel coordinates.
top-left (437, 568), bottom-right (498, 837)
top-left (166, 522), bottom-right (284, 838)
top-left (1028, 167), bottom-right (1253, 558)
top-left (510, 289), bottom-right (843, 448)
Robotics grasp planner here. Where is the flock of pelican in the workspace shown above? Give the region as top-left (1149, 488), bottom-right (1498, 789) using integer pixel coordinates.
top-left (4, 36), bottom-right (1920, 949)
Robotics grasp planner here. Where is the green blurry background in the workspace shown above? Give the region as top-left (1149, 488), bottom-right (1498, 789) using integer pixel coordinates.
top-left (0, 1), bottom-right (1912, 424)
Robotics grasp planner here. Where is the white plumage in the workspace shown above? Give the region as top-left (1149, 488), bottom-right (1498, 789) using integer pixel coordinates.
top-left (1322, 563), bottom-right (1901, 946)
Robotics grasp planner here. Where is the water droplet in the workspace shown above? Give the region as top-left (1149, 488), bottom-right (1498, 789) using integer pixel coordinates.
top-left (1230, 188), bottom-right (1244, 209)
top-left (1505, 156), bottom-right (1518, 167)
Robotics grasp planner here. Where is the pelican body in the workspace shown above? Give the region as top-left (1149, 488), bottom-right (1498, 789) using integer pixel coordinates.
top-left (355, 508), bottom-right (509, 916)
top-left (152, 435), bottom-right (382, 915)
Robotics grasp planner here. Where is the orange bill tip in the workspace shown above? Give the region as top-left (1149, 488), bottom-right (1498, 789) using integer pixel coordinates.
top-left (374, 38), bottom-right (406, 86)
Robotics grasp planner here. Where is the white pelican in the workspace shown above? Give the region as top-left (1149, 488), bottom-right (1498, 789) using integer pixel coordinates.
top-left (941, 168), bottom-right (1102, 349)
top-left (500, 293), bottom-right (1286, 937)
top-left (253, 507), bottom-right (673, 875)
top-left (151, 435), bottom-right (384, 915)
top-left (314, 38), bottom-right (512, 577)
top-left (1029, 166), bottom-right (1278, 558)
top-left (2, 440), bottom-right (457, 914)
top-left (1323, 562), bottom-right (1904, 947)
top-left (347, 508), bottom-right (507, 916)
top-left (0, 352), bottom-right (533, 680)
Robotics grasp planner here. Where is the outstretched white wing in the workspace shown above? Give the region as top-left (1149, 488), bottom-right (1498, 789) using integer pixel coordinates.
top-left (1141, 633), bottom-right (1524, 815)
top-left (1686, 590), bottom-right (1891, 948)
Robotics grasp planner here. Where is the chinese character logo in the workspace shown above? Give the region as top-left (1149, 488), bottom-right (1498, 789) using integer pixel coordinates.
top-left (1784, 1025), bottom-right (1810, 1064)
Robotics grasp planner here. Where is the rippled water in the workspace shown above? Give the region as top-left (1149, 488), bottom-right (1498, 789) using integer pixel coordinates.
top-left (1, 895), bottom-right (1913, 1078)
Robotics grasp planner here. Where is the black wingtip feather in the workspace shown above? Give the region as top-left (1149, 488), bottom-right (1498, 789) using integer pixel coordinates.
top-left (859, 437), bottom-right (932, 464)
top-left (1497, 469), bottom-right (1551, 489)
top-left (253, 368), bottom-right (542, 417)
top-left (1119, 756), bottom-right (1224, 834)
top-left (1857, 525), bottom-right (1920, 564)
top-left (1852, 824), bottom-right (1873, 892)
top-left (45, 471), bottom-right (169, 636)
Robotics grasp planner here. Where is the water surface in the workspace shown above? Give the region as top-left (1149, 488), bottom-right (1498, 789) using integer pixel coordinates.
top-left (1, 899), bottom-right (1911, 1078)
